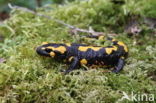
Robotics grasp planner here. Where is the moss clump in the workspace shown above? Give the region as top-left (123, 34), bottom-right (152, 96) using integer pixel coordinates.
top-left (0, 0), bottom-right (156, 102)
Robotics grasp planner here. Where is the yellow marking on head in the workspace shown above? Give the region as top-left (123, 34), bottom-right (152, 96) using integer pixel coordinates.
top-left (78, 46), bottom-right (101, 52)
top-left (66, 43), bottom-right (71, 47)
top-left (46, 46), bottom-right (53, 50)
top-left (68, 56), bottom-right (74, 62)
top-left (47, 46), bottom-right (66, 54)
top-left (50, 52), bottom-right (55, 57)
top-left (80, 59), bottom-right (88, 65)
top-left (105, 46), bottom-right (118, 54)
top-left (42, 42), bottom-right (48, 45)
top-left (98, 36), bottom-right (105, 40)
top-left (55, 46), bottom-right (66, 54)
top-left (117, 41), bottom-right (128, 52)
top-left (41, 47), bottom-right (46, 50)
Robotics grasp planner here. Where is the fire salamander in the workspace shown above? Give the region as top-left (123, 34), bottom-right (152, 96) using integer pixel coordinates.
top-left (36, 35), bottom-right (128, 74)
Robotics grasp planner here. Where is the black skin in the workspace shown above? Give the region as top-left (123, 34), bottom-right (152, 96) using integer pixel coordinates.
top-left (36, 35), bottom-right (128, 74)
top-left (64, 57), bottom-right (80, 74)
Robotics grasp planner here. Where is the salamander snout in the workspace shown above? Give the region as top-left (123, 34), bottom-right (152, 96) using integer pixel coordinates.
top-left (36, 46), bottom-right (51, 57)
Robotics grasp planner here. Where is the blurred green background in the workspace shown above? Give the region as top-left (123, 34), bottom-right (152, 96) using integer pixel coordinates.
top-left (0, 0), bottom-right (75, 20)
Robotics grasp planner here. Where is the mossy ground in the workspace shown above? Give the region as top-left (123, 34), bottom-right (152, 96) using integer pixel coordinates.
top-left (0, 0), bottom-right (156, 103)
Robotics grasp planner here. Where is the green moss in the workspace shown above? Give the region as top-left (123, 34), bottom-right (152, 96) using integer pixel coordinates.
top-left (0, 0), bottom-right (156, 102)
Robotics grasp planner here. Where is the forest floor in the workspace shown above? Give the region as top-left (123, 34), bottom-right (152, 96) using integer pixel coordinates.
top-left (0, 0), bottom-right (156, 102)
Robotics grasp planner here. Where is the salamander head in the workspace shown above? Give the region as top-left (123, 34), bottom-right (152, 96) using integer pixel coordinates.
top-left (36, 42), bottom-right (67, 58)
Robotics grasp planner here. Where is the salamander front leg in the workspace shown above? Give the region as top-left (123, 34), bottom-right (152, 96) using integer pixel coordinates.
top-left (64, 57), bottom-right (80, 74)
top-left (112, 58), bottom-right (125, 73)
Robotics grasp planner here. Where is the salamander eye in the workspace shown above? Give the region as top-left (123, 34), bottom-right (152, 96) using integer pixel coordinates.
top-left (45, 48), bottom-right (52, 53)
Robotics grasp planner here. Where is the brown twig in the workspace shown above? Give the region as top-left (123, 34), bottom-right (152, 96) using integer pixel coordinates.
top-left (8, 3), bottom-right (104, 36)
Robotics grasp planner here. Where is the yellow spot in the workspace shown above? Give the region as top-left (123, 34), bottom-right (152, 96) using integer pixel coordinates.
top-left (68, 56), bottom-right (74, 62)
top-left (66, 43), bottom-right (71, 46)
top-left (50, 52), bottom-right (55, 57)
top-left (42, 42), bottom-right (48, 45)
top-left (98, 36), bottom-right (105, 40)
top-left (78, 46), bottom-right (101, 52)
top-left (47, 46), bottom-right (66, 54)
top-left (41, 47), bottom-right (45, 50)
top-left (80, 59), bottom-right (88, 65)
top-left (105, 48), bottom-right (112, 54)
top-left (117, 41), bottom-right (128, 52)
top-left (105, 46), bottom-right (118, 54)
